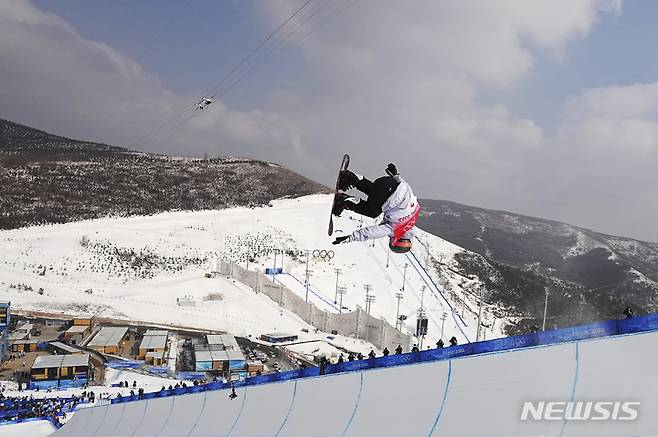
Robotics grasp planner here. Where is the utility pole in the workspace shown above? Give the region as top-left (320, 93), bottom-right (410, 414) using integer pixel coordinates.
top-left (542, 288), bottom-right (549, 331)
top-left (333, 268), bottom-right (342, 304)
top-left (476, 288), bottom-right (485, 342)
top-left (364, 284), bottom-right (374, 314)
top-left (417, 307), bottom-right (426, 349)
top-left (338, 286), bottom-right (347, 314)
top-left (402, 263), bottom-right (409, 292)
top-left (440, 312), bottom-right (447, 340)
top-left (304, 250), bottom-right (311, 303)
top-left (420, 285), bottom-right (426, 311)
top-left (365, 290), bottom-right (376, 343)
top-left (395, 291), bottom-right (404, 330)
top-left (417, 285), bottom-right (428, 349)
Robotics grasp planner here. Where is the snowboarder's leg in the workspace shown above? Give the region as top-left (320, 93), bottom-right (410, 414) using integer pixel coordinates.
top-left (338, 170), bottom-right (364, 192)
top-left (367, 176), bottom-right (399, 208)
top-left (344, 197), bottom-right (381, 218)
top-left (333, 193), bottom-right (379, 218)
top-left (344, 176), bottom-right (398, 218)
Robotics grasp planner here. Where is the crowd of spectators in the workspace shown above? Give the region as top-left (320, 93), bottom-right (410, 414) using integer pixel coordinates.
top-left (317, 337), bottom-right (461, 375)
top-left (0, 392), bottom-right (84, 425)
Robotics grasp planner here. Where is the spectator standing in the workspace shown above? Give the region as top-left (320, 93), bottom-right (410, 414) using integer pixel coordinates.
top-left (449, 336), bottom-right (458, 346)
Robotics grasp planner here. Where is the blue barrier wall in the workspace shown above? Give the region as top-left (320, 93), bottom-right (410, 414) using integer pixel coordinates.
top-left (107, 313), bottom-right (658, 407)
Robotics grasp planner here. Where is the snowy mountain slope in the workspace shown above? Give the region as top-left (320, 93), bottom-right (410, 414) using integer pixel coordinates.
top-left (0, 118), bottom-right (328, 230)
top-left (0, 195), bottom-right (505, 349)
top-left (418, 199), bottom-right (658, 331)
top-left (0, 118), bottom-right (121, 152)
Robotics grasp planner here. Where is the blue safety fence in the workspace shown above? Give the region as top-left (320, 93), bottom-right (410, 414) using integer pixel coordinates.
top-left (145, 366), bottom-right (169, 375)
top-left (29, 378), bottom-right (88, 390)
top-left (108, 313), bottom-right (658, 407)
top-left (106, 360), bottom-right (143, 370)
top-left (176, 372), bottom-right (206, 380)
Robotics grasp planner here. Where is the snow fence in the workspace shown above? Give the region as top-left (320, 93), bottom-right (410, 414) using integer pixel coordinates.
top-left (220, 260), bottom-right (410, 351)
top-left (52, 314), bottom-right (658, 436)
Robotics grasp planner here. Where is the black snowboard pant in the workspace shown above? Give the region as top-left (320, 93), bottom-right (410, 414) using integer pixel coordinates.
top-left (345, 176), bottom-right (398, 218)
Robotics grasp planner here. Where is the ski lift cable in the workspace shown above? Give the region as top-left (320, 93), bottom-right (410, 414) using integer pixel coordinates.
top-left (216, 0), bottom-right (358, 101)
top-left (205, 0), bottom-right (314, 99)
top-left (127, 0), bottom-right (313, 149)
top-left (130, 0), bottom-right (357, 147)
top-left (138, 108), bottom-right (201, 147)
top-left (295, 0), bottom-right (358, 44)
top-left (216, 0), bottom-right (337, 98)
top-left (218, 0), bottom-right (358, 100)
top-left (128, 105), bottom-right (197, 149)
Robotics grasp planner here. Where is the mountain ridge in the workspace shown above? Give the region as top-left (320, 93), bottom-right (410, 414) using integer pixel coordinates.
top-left (0, 118), bottom-right (329, 230)
top-left (2, 118), bottom-right (656, 334)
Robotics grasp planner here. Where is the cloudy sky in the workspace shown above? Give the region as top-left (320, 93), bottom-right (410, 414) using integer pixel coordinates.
top-left (2, 0), bottom-right (658, 241)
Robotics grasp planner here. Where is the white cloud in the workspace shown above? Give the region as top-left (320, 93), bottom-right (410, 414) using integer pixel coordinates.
top-left (560, 83), bottom-right (658, 150)
top-left (4, 0), bottom-right (657, 240)
top-left (262, 0), bottom-right (619, 191)
top-left (0, 0), bottom-right (309, 169)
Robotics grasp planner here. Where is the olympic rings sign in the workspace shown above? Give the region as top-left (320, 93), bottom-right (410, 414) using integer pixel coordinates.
top-left (312, 249), bottom-right (335, 261)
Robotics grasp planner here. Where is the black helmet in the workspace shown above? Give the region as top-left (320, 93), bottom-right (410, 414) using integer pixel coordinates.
top-left (389, 237), bottom-right (412, 254)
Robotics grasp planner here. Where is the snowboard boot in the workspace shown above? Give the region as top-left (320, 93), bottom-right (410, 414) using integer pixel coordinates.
top-left (338, 170), bottom-right (360, 191)
top-left (332, 193), bottom-right (354, 216)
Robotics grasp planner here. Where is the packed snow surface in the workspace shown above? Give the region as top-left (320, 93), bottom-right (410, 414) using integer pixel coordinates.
top-left (0, 420), bottom-right (55, 437)
top-left (0, 194), bottom-right (505, 347)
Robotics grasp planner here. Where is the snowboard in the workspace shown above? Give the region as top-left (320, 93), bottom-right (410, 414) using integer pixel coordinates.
top-left (328, 154), bottom-right (350, 236)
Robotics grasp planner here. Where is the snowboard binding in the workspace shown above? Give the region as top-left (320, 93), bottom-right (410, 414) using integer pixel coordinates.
top-left (332, 193), bottom-right (353, 217)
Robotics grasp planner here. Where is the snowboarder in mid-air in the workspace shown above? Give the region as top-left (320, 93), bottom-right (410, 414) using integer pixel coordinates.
top-left (331, 161), bottom-right (420, 254)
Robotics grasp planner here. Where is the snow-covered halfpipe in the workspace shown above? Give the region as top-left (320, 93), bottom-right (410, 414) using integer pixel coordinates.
top-left (52, 328), bottom-right (658, 437)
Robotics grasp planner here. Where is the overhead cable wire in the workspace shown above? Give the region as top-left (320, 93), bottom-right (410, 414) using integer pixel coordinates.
top-left (204, 0), bottom-right (314, 99)
top-left (127, 0), bottom-right (313, 148)
top-left (218, 0), bottom-right (335, 97)
top-left (219, 0), bottom-right (356, 99)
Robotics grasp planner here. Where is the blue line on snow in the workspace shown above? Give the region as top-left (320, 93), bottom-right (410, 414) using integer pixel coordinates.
top-left (225, 388), bottom-right (247, 437)
top-left (130, 399), bottom-right (150, 437)
top-left (185, 391), bottom-right (208, 437)
top-left (276, 273), bottom-right (340, 312)
top-left (427, 360), bottom-right (452, 436)
top-left (559, 342), bottom-right (580, 437)
top-left (274, 381), bottom-right (298, 437)
top-left (340, 371), bottom-right (364, 437)
top-left (406, 251), bottom-right (470, 341)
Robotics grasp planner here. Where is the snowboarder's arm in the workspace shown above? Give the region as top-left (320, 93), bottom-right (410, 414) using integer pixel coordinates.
top-left (350, 223), bottom-right (393, 242)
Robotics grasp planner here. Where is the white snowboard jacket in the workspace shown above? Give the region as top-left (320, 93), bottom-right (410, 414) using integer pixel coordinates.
top-left (350, 177), bottom-right (419, 242)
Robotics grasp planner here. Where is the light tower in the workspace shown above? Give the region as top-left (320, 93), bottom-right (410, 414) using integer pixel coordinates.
top-left (337, 286), bottom-right (347, 314)
top-left (304, 250), bottom-right (313, 302)
top-left (364, 284), bottom-right (375, 314)
top-left (333, 268), bottom-right (342, 304)
top-left (395, 291), bottom-right (404, 330)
